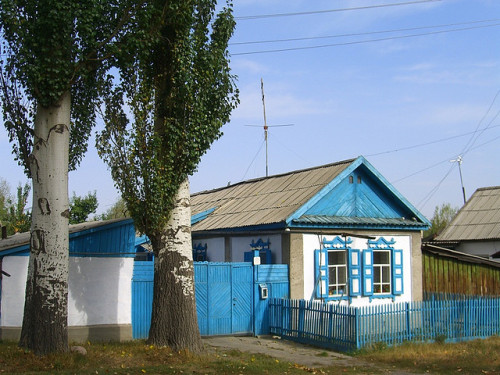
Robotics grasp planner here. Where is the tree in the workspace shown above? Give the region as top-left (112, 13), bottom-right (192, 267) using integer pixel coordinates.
top-left (98, 198), bottom-right (129, 220)
top-left (97, 0), bottom-right (238, 352)
top-left (0, 0), bottom-right (144, 355)
top-left (8, 182), bottom-right (31, 234)
top-left (424, 203), bottom-right (459, 239)
top-left (69, 191), bottom-right (98, 224)
top-left (0, 179), bottom-right (31, 235)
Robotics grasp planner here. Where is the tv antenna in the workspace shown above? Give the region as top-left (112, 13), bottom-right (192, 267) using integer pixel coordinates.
top-left (245, 78), bottom-right (293, 177)
top-left (450, 155), bottom-right (466, 204)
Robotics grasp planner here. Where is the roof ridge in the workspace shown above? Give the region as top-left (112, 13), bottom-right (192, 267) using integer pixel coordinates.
top-left (192, 157), bottom-right (358, 197)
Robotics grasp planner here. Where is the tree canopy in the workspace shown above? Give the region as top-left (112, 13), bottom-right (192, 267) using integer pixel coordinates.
top-left (424, 203), bottom-right (459, 239)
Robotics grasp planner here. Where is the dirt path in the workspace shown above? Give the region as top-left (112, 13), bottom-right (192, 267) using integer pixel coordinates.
top-left (203, 335), bottom-right (419, 374)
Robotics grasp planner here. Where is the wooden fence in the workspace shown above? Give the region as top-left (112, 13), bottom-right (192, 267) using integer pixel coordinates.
top-left (269, 297), bottom-right (500, 352)
top-left (422, 244), bottom-right (500, 296)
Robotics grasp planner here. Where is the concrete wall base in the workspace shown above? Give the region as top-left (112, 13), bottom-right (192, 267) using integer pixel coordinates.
top-left (0, 324), bottom-right (133, 343)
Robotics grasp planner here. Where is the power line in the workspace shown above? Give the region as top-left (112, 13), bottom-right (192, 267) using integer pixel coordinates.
top-left (231, 19), bottom-right (500, 46)
top-left (235, 0), bottom-right (441, 20)
top-left (232, 22), bottom-right (500, 56)
top-left (366, 123), bottom-right (500, 157)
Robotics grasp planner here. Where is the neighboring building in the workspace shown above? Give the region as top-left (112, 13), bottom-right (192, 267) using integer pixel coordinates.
top-left (0, 218), bottom-right (136, 342)
top-left (434, 186), bottom-right (500, 259)
top-left (191, 156), bottom-right (430, 306)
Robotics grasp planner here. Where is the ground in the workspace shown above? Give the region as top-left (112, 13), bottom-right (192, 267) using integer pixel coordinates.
top-left (203, 335), bottom-right (419, 374)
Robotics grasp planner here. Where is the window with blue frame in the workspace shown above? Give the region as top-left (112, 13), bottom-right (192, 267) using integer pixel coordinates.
top-left (314, 236), bottom-right (403, 301)
top-left (192, 243), bottom-right (207, 261)
top-left (362, 237), bottom-right (404, 298)
top-left (314, 236), bottom-right (361, 300)
top-left (244, 238), bottom-right (272, 264)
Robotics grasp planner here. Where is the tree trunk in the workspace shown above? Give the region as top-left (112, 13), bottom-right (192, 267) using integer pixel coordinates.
top-left (19, 91), bottom-right (71, 355)
top-left (147, 179), bottom-right (203, 353)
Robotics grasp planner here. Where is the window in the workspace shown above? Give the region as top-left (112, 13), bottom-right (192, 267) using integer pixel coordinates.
top-left (314, 236), bottom-right (361, 299)
top-left (328, 249), bottom-right (347, 296)
top-left (315, 236), bottom-right (404, 301)
top-left (363, 237), bottom-right (404, 298)
top-left (373, 250), bottom-right (391, 294)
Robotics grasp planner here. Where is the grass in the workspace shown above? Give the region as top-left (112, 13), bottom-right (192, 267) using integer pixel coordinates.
top-left (354, 335), bottom-right (500, 374)
top-left (0, 336), bottom-right (499, 374)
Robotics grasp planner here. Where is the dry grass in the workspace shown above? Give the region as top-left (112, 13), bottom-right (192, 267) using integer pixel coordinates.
top-left (355, 335), bottom-right (500, 374)
top-left (1, 336), bottom-right (499, 374)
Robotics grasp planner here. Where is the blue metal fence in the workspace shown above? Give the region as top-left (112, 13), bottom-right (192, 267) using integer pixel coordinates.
top-left (269, 296), bottom-right (500, 351)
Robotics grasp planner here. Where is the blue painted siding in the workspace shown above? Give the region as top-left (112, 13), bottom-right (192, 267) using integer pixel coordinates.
top-left (304, 167), bottom-right (408, 219)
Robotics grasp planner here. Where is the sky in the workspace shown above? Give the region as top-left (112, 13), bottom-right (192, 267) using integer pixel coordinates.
top-left (0, 0), bottom-right (499, 220)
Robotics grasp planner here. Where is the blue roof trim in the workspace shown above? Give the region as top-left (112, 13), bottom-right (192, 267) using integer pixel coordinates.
top-left (192, 222), bottom-right (286, 235)
top-left (191, 207), bottom-right (217, 225)
top-left (285, 156), bottom-right (430, 228)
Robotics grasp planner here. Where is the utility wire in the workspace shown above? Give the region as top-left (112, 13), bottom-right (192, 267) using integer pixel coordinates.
top-left (231, 19), bottom-right (500, 46)
top-left (460, 90), bottom-right (500, 155)
top-left (232, 22), bottom-right (500, 56)
top-left (366, 123), bottom-right (500, 157)
top-left (235, 0), bottom-right (441, 20)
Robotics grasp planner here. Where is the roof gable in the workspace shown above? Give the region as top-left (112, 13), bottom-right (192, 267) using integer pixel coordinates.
top-left (286, 157), bottom-right (429, 229)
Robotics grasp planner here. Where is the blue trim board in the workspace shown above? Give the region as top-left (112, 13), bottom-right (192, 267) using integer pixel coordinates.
top-left (191, 207), bottom-right (217, 225)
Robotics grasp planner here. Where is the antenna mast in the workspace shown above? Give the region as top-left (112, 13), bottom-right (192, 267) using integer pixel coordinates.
top-left (261, 78), bottom-right (269, 177)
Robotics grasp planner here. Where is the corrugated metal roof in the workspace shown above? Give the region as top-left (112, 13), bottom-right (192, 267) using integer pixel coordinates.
top-left (191, 158), bottom-right (355, 231)
top-left (437, 186), bottom-right (500, 241)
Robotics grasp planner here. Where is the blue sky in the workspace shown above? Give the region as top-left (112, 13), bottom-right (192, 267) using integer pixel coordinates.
top-left (1, 0), bottom-right (499, 219)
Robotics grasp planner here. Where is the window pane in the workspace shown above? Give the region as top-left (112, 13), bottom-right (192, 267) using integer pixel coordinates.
top-left (329, 250), bottom-right (346, 265)
top-left (382, 266), bottom-right (390, 282)
top-left (338, 266), bottom-right (347, 283)
top-left (374, 268), bottom-right (381, 283)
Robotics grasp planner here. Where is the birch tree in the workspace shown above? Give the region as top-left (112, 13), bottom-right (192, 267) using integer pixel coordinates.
top-left (97, 0), bottom-right (238, 352)
top-left (0, 0), bottom-right (144, 355)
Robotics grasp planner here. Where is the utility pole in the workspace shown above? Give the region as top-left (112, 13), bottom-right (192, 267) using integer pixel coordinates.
top-left (450, 155), bottom-right (466, 204)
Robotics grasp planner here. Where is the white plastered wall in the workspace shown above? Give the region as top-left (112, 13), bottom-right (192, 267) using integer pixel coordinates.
top-left (1, 256), bottom-right (134, 327)
top-left (303, 234), bottom-right (413, 307)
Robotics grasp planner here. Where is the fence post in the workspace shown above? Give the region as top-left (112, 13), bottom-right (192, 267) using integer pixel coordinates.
top-left (406, 302), bottom-right (411, 341)
top-left (355, 307), bottom-right (360, 350)
top-left (298, 299), bottom-right (305, 339)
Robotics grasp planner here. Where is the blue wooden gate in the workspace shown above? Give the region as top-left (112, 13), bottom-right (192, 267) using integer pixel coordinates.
top-left (132, 261), bottom-right (288, 339)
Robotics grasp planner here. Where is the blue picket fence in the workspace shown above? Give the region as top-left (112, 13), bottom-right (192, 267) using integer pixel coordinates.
top-left (269, 297), bottom-right (500, 352)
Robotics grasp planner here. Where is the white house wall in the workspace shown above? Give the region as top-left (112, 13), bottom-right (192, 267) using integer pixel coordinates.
top-left (302, 234), bottom-right (413, 307)
top-left (1, 256), bottom-right (133, 327)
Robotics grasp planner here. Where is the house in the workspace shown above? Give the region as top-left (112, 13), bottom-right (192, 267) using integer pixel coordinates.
top-left (0, 218), bottom-right (136, 342)
top-left (191, 156), bottom-right (430, 306)
top-left (433, 186), bottom-right (500, 259)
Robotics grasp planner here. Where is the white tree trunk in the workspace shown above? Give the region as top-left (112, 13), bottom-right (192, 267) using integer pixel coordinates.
top-left (19, 91), bottom-right (71, 354)
top-left (148, 178), bottom-right (202, 352)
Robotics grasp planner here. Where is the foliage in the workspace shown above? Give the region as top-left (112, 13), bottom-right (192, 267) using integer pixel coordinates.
top-left (97, 198), bottom-right (129, 220)
top-left (97, 0), bottom-right (239, 237)
top-left (0, 178), bottom-right (31, 235)
top-left (0, 0), bottom-right (147, 175)
top-left (69, 191), bottom-right (98, 224)
top-left (424, 203), bottom-right (459, 238)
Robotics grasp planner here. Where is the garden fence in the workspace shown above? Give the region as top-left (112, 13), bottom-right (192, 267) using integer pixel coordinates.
top-left (268, 296), bottom-right (500, 352)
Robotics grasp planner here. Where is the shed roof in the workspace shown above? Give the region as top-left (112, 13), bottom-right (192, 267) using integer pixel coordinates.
top-left (191, 156), bottom-right (429, 233)
top-left (436, 186), bottom-right (500, 241)
top-left (0, 218), bottom-right (134, 256)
